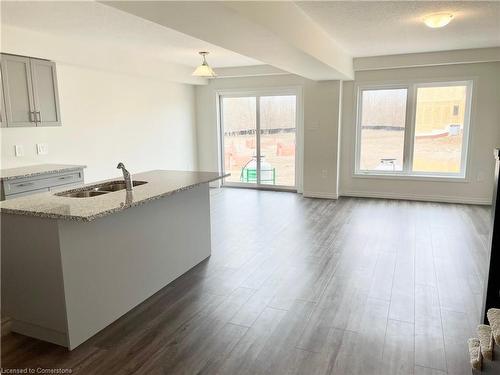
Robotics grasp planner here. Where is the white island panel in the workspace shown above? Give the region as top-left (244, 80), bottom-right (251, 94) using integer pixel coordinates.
top-left (59, 183), bottom-right (211, 349)
top-left (2, 182), bottom-right (213, 349)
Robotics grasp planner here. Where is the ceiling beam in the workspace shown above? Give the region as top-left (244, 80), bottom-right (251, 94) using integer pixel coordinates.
top-left (354, 47), bottom-right (500, 71)
top-left (102, 1), bottom-right (353, 81)
top-left (224, 2), bottom-right (353, 79)
top-left (214, 65), bottom-right (289, 79)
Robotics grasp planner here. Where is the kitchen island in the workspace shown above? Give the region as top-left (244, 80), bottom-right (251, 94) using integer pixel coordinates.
top-left (1, 170), bottom-right (225, 350)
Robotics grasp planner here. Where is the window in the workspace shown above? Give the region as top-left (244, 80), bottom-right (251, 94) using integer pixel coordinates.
top-left (220, 91), bottom-right (298, 189)
top-left (359, 88), bottom-right (407, 172)
top-left (412, 85), bottom-right (468, 174)
top-left (355, 81), bottom-right (472, 178)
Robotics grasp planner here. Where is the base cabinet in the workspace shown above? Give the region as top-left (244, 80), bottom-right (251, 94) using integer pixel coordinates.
top-left (1, 168), bottom-right (84, 201)
top-left (2, 183), bottom-right (211, 349)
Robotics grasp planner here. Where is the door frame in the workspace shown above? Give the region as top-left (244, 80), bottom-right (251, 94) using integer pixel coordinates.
top-left (216, 87), bottom-right (303, 192)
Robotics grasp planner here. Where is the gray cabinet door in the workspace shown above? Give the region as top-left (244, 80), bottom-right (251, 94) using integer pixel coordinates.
top-left (0, 54), bottom-right (36, 127)
top-left (30, 59), bottom-right (61, 127)
top-left (4, 187), bottom-right (49, 200)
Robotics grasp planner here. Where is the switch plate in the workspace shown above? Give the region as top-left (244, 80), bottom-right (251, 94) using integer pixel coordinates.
top-left (36, 143), bottom-right (48, 155)
top-left (14, 145), bottom-right (24, 157)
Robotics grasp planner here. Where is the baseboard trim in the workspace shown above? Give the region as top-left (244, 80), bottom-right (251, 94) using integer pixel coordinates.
top-left (303, 191), bottom-right (338, 200)
top-left (11, 319), bottom-right (68, 348)
top-left (340, 190), bottom-right (491, 205)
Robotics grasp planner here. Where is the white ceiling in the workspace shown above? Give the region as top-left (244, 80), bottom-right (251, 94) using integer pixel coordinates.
top-left (1, 1), bottom-right (261, 68)
top-left (1, 1), bottom-right (499, 83)
top-left (297, 1), bottom-right (500, 57)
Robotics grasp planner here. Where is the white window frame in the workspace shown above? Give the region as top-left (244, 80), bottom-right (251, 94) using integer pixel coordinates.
top-left (216, 87), bottom-right (304, 192)
top-left (354, 80), bottom-right (473, 180)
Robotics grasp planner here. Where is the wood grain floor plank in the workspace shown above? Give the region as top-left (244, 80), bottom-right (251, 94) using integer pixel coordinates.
top-left (217, 307), bottom-right (287, 375)
top-left (369, 251), bottom-right (397, 301)
top-left (1, 190), bottom-right (490, 374)
top-left (332, 297), bottom-right (390, 375)
top-left (123, 287), bottom-right (254, 375)
top-left (250, 300), bottom-right (316, 374)
top-left (294, 329), bottom-right (359, 375)
top-left (389, 247), bottom-right (415, 323)
top-left (382, 319), bottom-right (415, 375)
top-left (414, 313), bottom-right (446, 371)
top-left (441, 309), bottom-right (475, 375)
top-left (414, 365), bottom-right (447, 375)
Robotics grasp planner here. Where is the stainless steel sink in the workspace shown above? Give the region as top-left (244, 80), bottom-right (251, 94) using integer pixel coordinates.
top-left (96, 180), bottom-right (147, 192)
top-left (56, 180), bottom-right (147, 198)
top-left (59, 190), bottom-right (109, 198)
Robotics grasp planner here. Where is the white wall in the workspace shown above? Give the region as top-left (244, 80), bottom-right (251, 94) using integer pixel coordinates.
top-left (195, 74), bottom-right (341, 197)
top-left (1, 29), bottom-right (198, 183)
top-left (340, 62), bottom-right (500, 204)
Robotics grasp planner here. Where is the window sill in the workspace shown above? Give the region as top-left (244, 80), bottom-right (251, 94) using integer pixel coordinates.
top-left (352, 172), bottom-right (468, 183)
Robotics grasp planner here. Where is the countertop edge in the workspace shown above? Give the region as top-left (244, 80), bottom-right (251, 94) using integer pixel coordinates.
top-left (0, 165), bottom-right (87, 181)
top-left (1, 174), bottom-right (226, 222)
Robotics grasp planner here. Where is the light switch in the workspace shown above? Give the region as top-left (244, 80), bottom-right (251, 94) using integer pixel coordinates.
top-left (14, 145), bottom-right (24, 157)
top-left (36, 143), bottom-right (48, 155)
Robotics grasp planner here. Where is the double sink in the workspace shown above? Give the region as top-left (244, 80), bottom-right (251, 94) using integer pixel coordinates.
top-left (56, 180), bottom-right (147, 198)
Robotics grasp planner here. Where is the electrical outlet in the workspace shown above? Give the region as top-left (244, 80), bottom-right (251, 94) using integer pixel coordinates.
top-left (36, 143), bottom-right (48, 155)
top-left (14, 145), bottom-right (24, 157)
top-left (321, 169), bottom-right (328, 178)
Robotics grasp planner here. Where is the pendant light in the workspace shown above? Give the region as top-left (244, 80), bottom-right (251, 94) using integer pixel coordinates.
top-left (423, 13), bottom-right (454, 28)
top-left (192, 51), bottom-right (217, 78)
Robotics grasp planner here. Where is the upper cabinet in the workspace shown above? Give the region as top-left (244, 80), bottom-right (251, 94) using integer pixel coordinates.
top-left (1, 55), bottom-right (35, 127)
top-left (30, 58), bottom-right (61, 127)
top-left (0, 54), bottom-right (61, 128)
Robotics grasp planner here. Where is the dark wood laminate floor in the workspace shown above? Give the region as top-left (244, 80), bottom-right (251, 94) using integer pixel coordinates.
top-left (1, 188), bottom-right (491, 374)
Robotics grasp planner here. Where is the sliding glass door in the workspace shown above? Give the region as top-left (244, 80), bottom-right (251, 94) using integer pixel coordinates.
top-left (221, 96), bottom-right (258, 185)
top-left (220, 92), bottom-right (297, 189)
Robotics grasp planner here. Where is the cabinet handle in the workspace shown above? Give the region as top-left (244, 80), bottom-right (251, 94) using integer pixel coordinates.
top-left (29, 111), bottom-right (35, 122)
top-left (16, 182), bottom-right (34, 187)
top-left (35, 111), bottom-right (41, 122)
top-left (58, 176), bottom-right (72, 180)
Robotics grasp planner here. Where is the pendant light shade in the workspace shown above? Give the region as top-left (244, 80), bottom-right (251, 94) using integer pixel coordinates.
top-left (423, 13), bottom-right (454, 28)
top-left (192, 51), bottom-right (217, 78)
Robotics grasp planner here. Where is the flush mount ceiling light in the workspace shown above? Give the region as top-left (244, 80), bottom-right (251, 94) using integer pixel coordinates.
top-left (192, 51), bottom-right (217, 78)
top-left (423, 13), bottom-right (454, 28)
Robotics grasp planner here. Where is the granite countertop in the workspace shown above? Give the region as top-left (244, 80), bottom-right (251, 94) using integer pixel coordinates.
top-left (0, 170), bottom-right (226, 222)
top-left (0, 164), bottom-right (87, 181)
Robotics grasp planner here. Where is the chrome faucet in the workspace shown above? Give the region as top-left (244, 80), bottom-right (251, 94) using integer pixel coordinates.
top-left (117, 162), bottom-right (133, 192)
